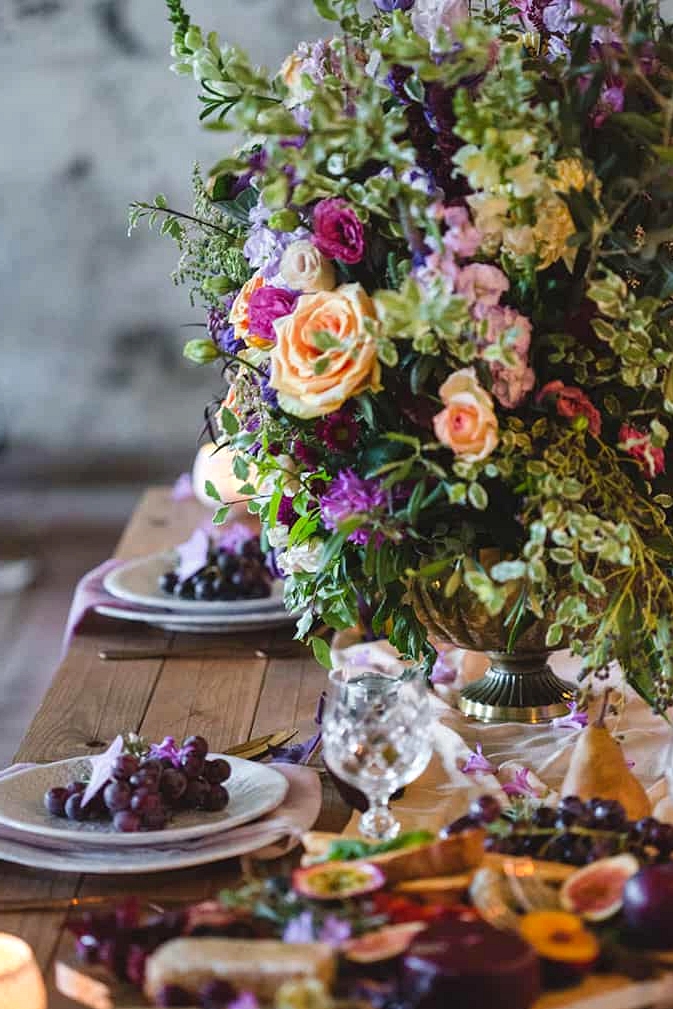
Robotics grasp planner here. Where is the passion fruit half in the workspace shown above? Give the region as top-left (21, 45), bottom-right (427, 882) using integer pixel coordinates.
top-left (292, 861), bottom-right (385, 900)
top-left (560, 854), bottom-right (639, 922)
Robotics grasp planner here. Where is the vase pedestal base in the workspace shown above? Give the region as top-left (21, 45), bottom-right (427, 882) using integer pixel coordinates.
top-left (459, 652), bottom-right (576, 724)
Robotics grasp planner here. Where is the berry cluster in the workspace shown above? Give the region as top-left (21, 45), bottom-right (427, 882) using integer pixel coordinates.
top-left (44, 736), bottom-right (230, 833)
top-left (443, 794), bottom-right (673, 867)
top-left (160, 536), bottom-right (272, 602)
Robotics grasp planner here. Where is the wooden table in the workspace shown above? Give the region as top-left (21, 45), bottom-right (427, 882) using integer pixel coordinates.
top-left (0, 488), bottom-right (346, 1007)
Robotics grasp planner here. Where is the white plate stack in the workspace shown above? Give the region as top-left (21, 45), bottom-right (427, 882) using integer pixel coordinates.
top-left (97, 553), bottom-right (297, 634)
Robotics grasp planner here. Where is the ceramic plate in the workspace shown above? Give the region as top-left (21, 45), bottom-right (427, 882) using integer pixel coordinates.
top-left (0, 754), bottom-right (288, 847)
top-left (94, 604), bottom-right (296, 634)
top-left (0, 818), bottom-right (293, 875)
top-left (104, 553), bottom-right (285, 614)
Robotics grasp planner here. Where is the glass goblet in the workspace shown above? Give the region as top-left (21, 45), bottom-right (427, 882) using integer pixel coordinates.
top-left (322, 665), bottom-right (432, 841)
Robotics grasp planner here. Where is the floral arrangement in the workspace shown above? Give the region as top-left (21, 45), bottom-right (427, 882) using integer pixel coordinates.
top-left (131, 0), bottom-right (673, 711)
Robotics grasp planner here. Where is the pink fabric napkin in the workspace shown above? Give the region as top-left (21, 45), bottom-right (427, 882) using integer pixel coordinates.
top-left (0, 763), bottom-right (321, 861)
top-left (61, 559), bottom-right (175, 658)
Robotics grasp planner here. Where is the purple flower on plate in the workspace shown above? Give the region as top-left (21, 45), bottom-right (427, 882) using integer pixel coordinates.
top-left (149, 736), bottom-right (181, 766)
top-left (283, 911), bottom-right (315, 943)
top-left (228, 994), bottom-right (260, 1009)
top-left (551, 702), bottom-right (589, 731)
top-left (320, 469), bottom-right (387, 546)
top-left (502, 768), bottom-right (542, 798)
top-left (217, 522), bottom-right (256, 554)
top-left (282, 911), bottom-right (350, 947)
top-left (461, 742), bottom-right (496, 776)
top-left (175, 527), bottom-right (210, 582)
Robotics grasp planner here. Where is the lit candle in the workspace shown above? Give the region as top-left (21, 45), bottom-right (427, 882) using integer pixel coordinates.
top-left (0, 934), bottom-right (46, 1008)
top-left (191, 442), bottom-right (253, 514)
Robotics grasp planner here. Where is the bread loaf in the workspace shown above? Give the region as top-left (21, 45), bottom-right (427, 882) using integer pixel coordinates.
top-left (144, 938), bottom-right (336, 1004)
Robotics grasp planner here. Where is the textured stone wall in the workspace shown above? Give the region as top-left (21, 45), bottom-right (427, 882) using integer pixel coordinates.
top-left (0, 0), bottom-right (323, 462)
top-left (1, 1), bottom-right (672, 463)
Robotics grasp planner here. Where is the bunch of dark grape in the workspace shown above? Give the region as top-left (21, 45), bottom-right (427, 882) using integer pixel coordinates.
top-left (160, 536), bottom-right (272, 602)
top-left (70, 898), bottom-right (255, 1007)
top-left (44, 736), bottom-right (230, 833)
top-left (442, 794), bottom-right (673, 867)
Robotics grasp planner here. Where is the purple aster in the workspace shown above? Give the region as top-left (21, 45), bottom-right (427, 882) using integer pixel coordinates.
top-left (320, 469), bottom-right (387, 545)
top-left (461, 743), bottom-right (497, 776)
top-left (292, 439), bottom-right (319, 470)
top-left (315, 410), bottom-right (359, 453)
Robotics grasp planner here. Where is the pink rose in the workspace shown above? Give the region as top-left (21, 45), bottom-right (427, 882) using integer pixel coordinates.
top-left (248, 285), bottom-right (298, 345)
top-left (619, 424), bottom-right (665, 479)
top-left (537, 381), bottom-right (602, 436)
top-left (440, 205), bottom-right (482, 259)
top-left (457, 264), bottom-right (510, 308)
top-left (433, 368), bottom-right (499, 462)
top-left (490, 359), bottom-right (535, 410)
top-left (479, 305), bottom-right (531, 355)
top-left (312, 198), bottom-right (365, 265)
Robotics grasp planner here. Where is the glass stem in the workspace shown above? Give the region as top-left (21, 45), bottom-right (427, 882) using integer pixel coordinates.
top-left (359, 791), bottom-right (400, 841)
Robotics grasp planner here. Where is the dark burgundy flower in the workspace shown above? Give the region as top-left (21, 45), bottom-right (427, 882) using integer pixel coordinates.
top-left (277, 495), bottom-right (298, 529)
top-left (312, 198), bottom-right (365, 265)
top-left (315, 409), bottom-right (360, 452)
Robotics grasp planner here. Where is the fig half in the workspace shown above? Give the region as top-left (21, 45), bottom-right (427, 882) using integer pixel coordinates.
top-left (560, 854), bottom-right (639, 922)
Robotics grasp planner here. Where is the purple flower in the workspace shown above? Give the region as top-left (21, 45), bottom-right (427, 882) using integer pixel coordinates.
top-left (313, 198), bottom-right (365, 265)
top-left (216, 325), bottom-right (245, 356)
top-left (320, 469), bottom-right (387, 545)
top-left (149, 736), bottom-right (181, 766)
top-left (292, 439), bottom-right (319, 470)
top-left (276, 495), bottom-right (298, 529)
top-left (430, 649), bottom-right (458, 686)
top-left (244, 224), bottom-right (310, 280)
top-left (271, 692), bottom-right (325, 765)
top-left (171, 472), bottom-right (194, 502)
top-left (315, 410), bottom-right (359, 453)
top-left (259, 372), bottom-right (279, 410)
top-left (319, 915), bottom-right (352, 945)
top-left (283, 911), bottom-right (315, 943)
top-left (502, 768), bottom-right (542, 798)
top-left (551, 702), bottom-right (589, 731)
top-left (207, 307), bottom-right (229, 340)
top-left (282, 912), bottom-right (350, 947)
top-left (228, 995), bottom-right (260, 1009)
top-left (374, 0), bottom-right (415, 10)
top-left (461, 743), bottom-right (497, 776)
top-left (175, 527), bottom-right (210, 582)
top-left (217, 521), bottom-right (256, 554)
top-left (248, 286), bottom-right (298, 345)
top-left (591, 80), bottom-right (625, 127)
top-left (81, 734), bottom-right (125, 808)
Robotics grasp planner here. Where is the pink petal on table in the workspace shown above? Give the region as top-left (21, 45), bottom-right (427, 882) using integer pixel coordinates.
top-left (175, 527), bottom-right (210, 582)
top-left (81, 734), bottom-right (124, 808)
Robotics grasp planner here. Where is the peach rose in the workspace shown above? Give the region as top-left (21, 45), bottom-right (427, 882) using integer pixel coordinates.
top-left (269, 283), bottom-right (382, 419)
top-left (229, 273), bottom-right (271, 349)
top-left (280, 240), bottom-right (336, 293)
top-left (433, 368), bottom-right (499, 462)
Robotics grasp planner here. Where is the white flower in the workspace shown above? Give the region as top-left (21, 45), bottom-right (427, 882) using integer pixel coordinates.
top-left (411, 0), bottom-right (469, 49)
top-left (278, 539), bottom-right (324, 574)
top-left (267, 524), bottom-right (290, 550)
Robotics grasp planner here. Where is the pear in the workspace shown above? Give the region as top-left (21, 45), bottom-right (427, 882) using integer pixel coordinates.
top-left (560, 692), bottom-right (650, 820)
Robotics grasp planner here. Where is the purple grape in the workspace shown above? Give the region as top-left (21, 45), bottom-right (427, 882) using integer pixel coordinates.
top-left (156, 984), bottom-right (193, 1007)
top-left (115, 899), bottom-right (141, 931)
top-left (202, 785), bottom-right (229, 813)
top-left (44, 787), bottom-right (69, 817)
top-left (126, 945), bottom-right (148, 986)
top-left (65, 793), bottom-right (89, 821)
top-left (130, 769), bottom-right (160, 793)
top-left (468, 795), bottom-right (502, 825)
top-left (633, 817), bottom-right (659, 844)
top-left (200, 978), bottom-right (237, 1009)
top-left (75, 934), bottom-right (100, 963)
top-left (556, 795), bottom-right (588, 827)
top-left (180, 751), bottom-right (206, 780)
top-left (204, 759), bottom-right (231, 785)
top-left (104, 780), bottom-right (132, 813)
top-left (590, 799), bottom-right (627, 831)
top-left (131, 789), bottom-right (162, 815)
top-left (183, 735), bottom-right (209, 759)
top-left (161, 768), bottom-right (188, 804)
top-left (112, 754), bottom-right (139, 781)
top-left (113, 810), bottom-right (142, 833)
top-left (183, 778), bottom-right (210, 809)
top-left (532, 805), bottom-right (557, 828)
top-left (143, 808), bottom-right (168, 831)
top-left (439, 814), bottom-right (477, 838)
top-left (66, 781), bottom-right (86, 797)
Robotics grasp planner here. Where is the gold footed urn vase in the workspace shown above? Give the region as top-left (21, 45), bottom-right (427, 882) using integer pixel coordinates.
top-left (411, 575), bottom-right (576, 724)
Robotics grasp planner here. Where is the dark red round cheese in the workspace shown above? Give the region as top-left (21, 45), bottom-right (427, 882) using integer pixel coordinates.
top-left (403, 918), bottom-right (541, 1009)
